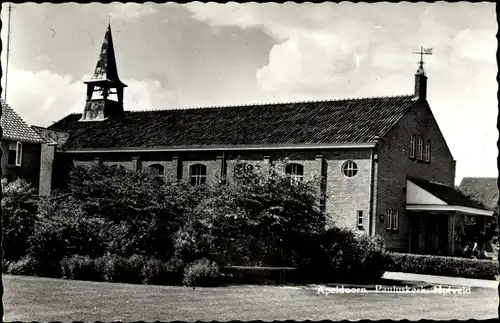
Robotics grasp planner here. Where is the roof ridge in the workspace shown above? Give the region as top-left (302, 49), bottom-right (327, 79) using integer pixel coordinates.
top-left (32, 125), bottom-right (71, 134)
top-left (125, 94), bottom-right (416, 113)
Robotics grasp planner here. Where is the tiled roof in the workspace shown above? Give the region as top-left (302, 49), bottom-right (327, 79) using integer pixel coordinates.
top-left (31, 126), bottom-right (71, 147)
top-left (50, 95), bottom-right (417, 150)
top-left (1, 100), bottom-right (43, 143)
top-left (459, 177), bottom-right (498, 211)
top-left (408, 176), bottom-right (488, 210)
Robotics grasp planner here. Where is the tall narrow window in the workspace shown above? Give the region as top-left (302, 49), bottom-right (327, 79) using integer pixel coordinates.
top-left (190, 164), bottom-right (207, 186)
top-left (8, 141), bottom-right (22, 166)
top-left (285, 163), bottom-right (304, 184)
top-left (392, 209), bottom-right (399, 230)
top-left (386, 209), bottom-right (392, 230)
top-left (357, 210), bottom-right (363, 228)
top-left (417, 136), bottom-right (424, 160)
top-left (409, 134), bottom-right (416, 159)
top-left (425, 140), bottom-right (431, 163)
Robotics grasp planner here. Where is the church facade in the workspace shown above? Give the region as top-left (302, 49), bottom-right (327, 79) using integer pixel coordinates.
top-left (33, 24), bottom-right (493, 256)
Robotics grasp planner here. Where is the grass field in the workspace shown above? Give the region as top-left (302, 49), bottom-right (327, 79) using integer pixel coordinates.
top-left (3, 274), bottom-right (498, 321)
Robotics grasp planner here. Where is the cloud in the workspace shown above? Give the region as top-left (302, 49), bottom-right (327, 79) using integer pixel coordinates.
top-left (4, 66), bottom-right (180, 127)
top-left (109, 3), bottom-right (158, 21)
top-left (184, 3), bottom-right (496, 98)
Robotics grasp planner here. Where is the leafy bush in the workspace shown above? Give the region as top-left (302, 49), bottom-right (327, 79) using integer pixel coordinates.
top-left (102, 254), bottom-right (146, 284)
top-left (296, 228), bottom-right (391, 284)
top-left (60, 255), bottom-right (105, 282)
top-left (141, 258), bottom-right (184, 285)
top-left (1, 178), bottom-right (39, 261)
top-left (7, 256), bottom-right (39, 276)
top-left (183, 258), bottom-right (221, 287)
top-left (174, 161), bottom-right (326, 267)
top-left (388, 252), bottom-right (498, 280)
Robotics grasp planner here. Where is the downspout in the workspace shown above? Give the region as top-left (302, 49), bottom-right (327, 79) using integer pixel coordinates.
top-left (368, 139), bottom-right (379, 236)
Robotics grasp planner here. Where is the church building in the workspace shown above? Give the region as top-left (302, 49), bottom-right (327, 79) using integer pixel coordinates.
top-left (33, 24), bottom-right (493, 256)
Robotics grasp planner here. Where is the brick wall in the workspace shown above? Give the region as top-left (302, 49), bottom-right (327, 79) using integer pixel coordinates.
top-left (39, 143), bottom-right (56, 195)
top-left (1, 140), bottom-right (41, 191)
top-left (63, 148), bottom-right (373, 231)
top-left (376, 100), bottom-right (456, 251)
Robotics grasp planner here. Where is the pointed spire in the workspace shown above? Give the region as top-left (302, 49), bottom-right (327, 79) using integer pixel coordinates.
top-left (86, 23), bottom-right (127, 87)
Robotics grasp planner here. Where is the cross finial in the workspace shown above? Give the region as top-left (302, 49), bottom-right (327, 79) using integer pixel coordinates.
top-left (413, 46), bottom-right (433, 75)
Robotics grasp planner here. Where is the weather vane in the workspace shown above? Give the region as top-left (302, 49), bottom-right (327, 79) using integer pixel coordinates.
top-left (413, 46), bottom-right (433, 75)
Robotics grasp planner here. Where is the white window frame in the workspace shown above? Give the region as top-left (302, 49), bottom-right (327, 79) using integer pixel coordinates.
top-left (417, 136), bottom-right (424, 160)
top-left (425, 140), bottom-right (431, 163)
top-left (392, 209), bottom-right (399, 231)
top-left (357, 210), bottom-right (363, 228)
top-left (8, 141), bottom-right (22, 166)
top-left (409, 134), bottom-right (416, 159)
top-left (16, 142), bottom-right (22, 166)
top-left (386, 209), bottom-right (392, 230)
top-left (285, 163), bottom-right (304, 184)
top-left (190, 164), bottom-right (207, 186)
top-left (342, 160), bottom-right (358, 178)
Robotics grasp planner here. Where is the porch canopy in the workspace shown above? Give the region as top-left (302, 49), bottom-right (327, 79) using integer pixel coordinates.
top-left (406, 177), bottom-right (493, 217)
top-left (405, 177), bottom-right (493, 255)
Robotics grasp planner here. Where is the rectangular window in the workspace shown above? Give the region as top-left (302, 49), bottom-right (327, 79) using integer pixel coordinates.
top-left (392, 209), bottom-right (399, 230)
top-left (7, 141), bottom-right (22, 166)
top-left (16, 142), bottom-right (22, 166)
top-left (409, 134), bottom-right (416, 159)
top-left (357, 210), bottom-right (363, 228)
top-left (386, 209), bottom-right (392, 230)
top-left (417, 136), bottom-right (424, 160)
top-left (425, 140), bottom-right (431, 163)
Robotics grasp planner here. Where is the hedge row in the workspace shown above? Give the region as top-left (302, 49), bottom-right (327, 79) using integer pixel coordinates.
top-left (387, 252), bottom-right (499, 280)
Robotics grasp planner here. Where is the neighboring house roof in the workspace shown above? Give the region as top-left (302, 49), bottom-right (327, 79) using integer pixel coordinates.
top-left (1, 100), bottom-right (43, 143)
top-left (459, 177), bottom-right (498, 211)
top-left (50, 95), bottom-right (417, 150)
top-left (408, 176), bottom-right (488, 210)
top-left (31, 126), bottom-right (71, 147)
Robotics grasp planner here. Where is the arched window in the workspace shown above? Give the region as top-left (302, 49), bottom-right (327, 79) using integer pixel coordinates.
top-left (148, 164), bottom-right (164, 175)
top-left (190, 164), bottom-right (207, 186)
top-left (285, 163), bottom-right (304, 183)
top-left (342, 160), bottom-right (358, 178)
top-left (234, 163), bottom-right (254, 179)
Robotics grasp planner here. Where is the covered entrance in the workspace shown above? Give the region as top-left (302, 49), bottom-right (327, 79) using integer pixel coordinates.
top-left (406, 177), bottom-right (493, 256)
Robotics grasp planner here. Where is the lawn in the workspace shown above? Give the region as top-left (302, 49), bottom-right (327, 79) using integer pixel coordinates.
top-left (3, 274), bottom-right (498, 321)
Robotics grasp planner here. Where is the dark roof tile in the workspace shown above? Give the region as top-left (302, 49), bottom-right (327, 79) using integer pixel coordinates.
top-left (1, 100), bottom-right (43, 143)
top-left (459, 177), bottom-right (498, 211)
top-left (50, 95), bottom-right (416, 150)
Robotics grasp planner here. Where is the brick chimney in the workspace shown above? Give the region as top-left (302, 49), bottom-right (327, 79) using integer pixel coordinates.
top-left (414, 61), bottom-right (427, 101)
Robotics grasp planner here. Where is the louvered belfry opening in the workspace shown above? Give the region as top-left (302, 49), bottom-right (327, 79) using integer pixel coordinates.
top-left (81, 23), bottom-right (127, 121)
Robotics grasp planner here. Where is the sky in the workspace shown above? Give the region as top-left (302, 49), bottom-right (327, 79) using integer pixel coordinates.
top-left (0, 2), bottom-right (497, 185)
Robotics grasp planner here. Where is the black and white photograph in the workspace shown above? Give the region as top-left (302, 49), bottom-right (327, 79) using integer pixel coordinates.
top-left (0, 2), bottom-right (498, 321)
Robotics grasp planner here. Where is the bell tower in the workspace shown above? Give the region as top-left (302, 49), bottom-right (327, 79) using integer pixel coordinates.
top-left (81, 23), bottom-right (127, 121)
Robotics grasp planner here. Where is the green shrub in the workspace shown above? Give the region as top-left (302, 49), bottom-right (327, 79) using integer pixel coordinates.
top-left (141, 258), bottom-right (184, 285)
top-left (297, 228), bottom-right (391, 284)
top-left (183, 258), bottom-right (221, 287)
top-left (102, 254), bottom-right (146, 284)
top-left (60, 255), bottom-right (105, 282)
top-left (388, 252), bottom-right (499, 280)
top-left (7, 256), bottom-right (39, 276)
top-left (1, 178), bottom-right (39, 261)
